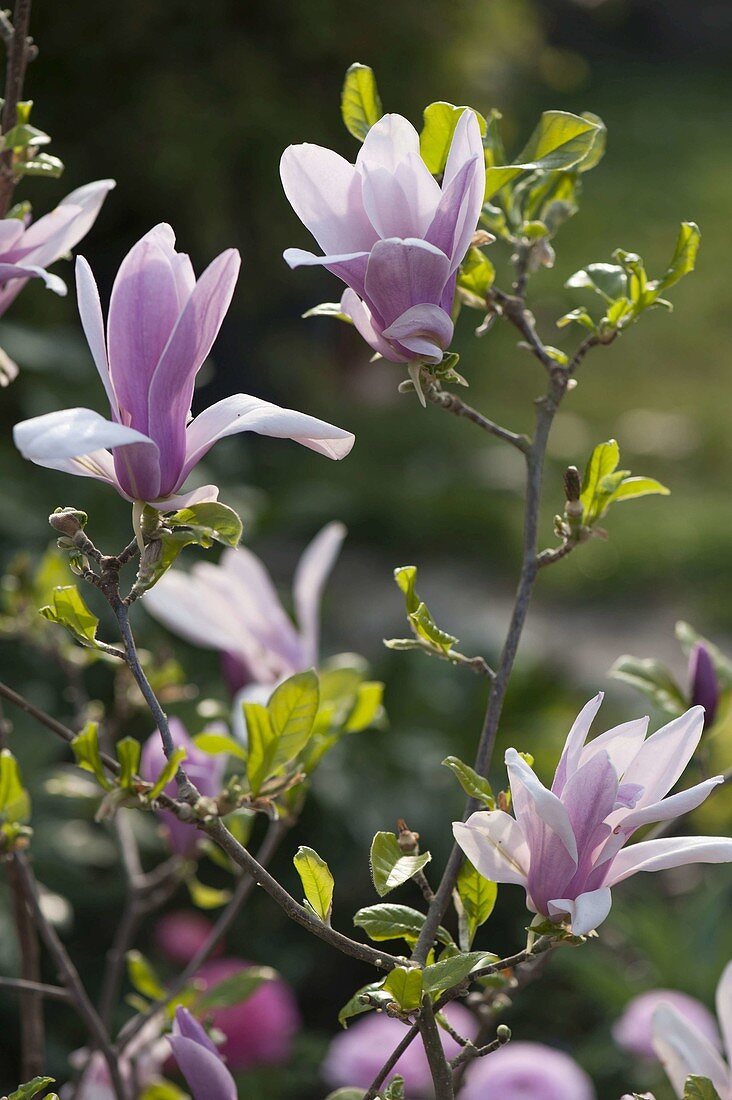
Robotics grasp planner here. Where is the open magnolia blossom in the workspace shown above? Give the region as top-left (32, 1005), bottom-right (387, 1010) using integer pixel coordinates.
top-left (281, 109), bottom-right (486, 365)
top-left (653, 961), bottom-right (732, 1099)
top-left (168, 1006), bottom-right (237, 1100)
top-left (0, 178), bottom-right (115, 315)
top-left (12, 224), bottom-right (354, 509)
top-left (144, 520), bottom-right (345, 694)
top-left (454, 694), bottom-right (732, 937)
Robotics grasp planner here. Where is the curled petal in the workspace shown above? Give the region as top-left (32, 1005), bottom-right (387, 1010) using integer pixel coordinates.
top-left (283, 247), bottom-right (370, 299)
top-left (506, 748), bottom-right (578, 863)
top-left (382, 302), bottom-right (453, 363)
top-left (0, 260), bottom-right (66, 295)
top-left (168, 1008), bottom-right (237, 1100)
top-left (606, 835), bottom-right (732, 887)
top-left (547, 887), bottom-right (612, 937)
top-left (453, 810), bottom-right (530, 886)
top-left (340, 288), bottom-right (398, 361)
top-left (363, 237), bottom-right (451, 326)
top-left (13, 407), bottom-right (156, 465)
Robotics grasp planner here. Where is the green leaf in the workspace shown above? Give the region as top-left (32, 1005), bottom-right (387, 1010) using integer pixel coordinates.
top-left (197, 964), bottom-right (275, 1009)
top-left (579, 440), bottom-right (669, 527)
top-left (39, 586), bottom-right (103, 650)
top-left (609, 655), bottom-right (687, 716)
top-left (393, 566), bottom-right (457, 655)
top-left (566, 262), bottom-right (627, 302)
top-left (325, 1090), bottom-right (367, 1100)
top-left (147, 747), bottom-right (187, 799)
top-left (683, 1077), bottom-right (722, 1100)
top-left (126, 950), bottom-right (165, 1000)
top-left (341, 63), bottom-right (382, 141)
top-left (607, 476), bottom-right (670, 504)
top-left (384, 1077), bottom-right (406, 1100)
top-left (457, 247), bottom-right (495, 305)
top-left (193, 731), bottom-right (246, 760)
top-left (302, 302), bottom-right (353, 323)
top-left (139, 1083), bottom-right (188, 1100)
top-left (293, 845), bottom-right (334, 923)
top-left (136, 502), bottom-right (243, 593)
top-left (370, 831), bottom-right (431, 897)
top-left (442, 756), bottom-right (495, 808)
top-left (353, 903), bottom-right (454, 947)
top-left (0, 750), bottom-right (30, 824)
top-left (116, 737), bottom-right (141, 790)
top-left (8, 1079), bottom-right (57, 1100)
top-left (338, 980), bottom-right (391, 1027)
top-left (456, 860), bottom-right (497, 950)
top-left (342, 681), bottom-right (384, 733)
top-left (419, 101), bottom-right (486, 175)
top-left (484, 111), bottom-right (604, 199)
top-left (70, 722), bottom-right (112, 791)
top-left (244, 702), bottom-right (277, 796)
top-left (422, 950), bottom-right (492, 996)
top-left (657, 222), bottom-right (701, 292)
top-left (383, 966), bottom-right (423, 1011)
top-left (18, 152), bottom-right (64, 178)
top-left (186, 875), bottom-right (232, 910)
top-left (269, 670), bottom-right (320, 759)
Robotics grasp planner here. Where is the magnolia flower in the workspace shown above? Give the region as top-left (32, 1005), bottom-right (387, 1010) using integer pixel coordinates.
top-left (689, 642), bottom-right (720, 728)
top-left (140, 719), bottom-right (226, 857)
top-left (168, 1006), bottom-right (237, 1100)
top-left (461, 1041), bottom-right (596, 1100)
top-left (613, 989), bottom-right (719, 1060)
top-left (653, 962), bottom-right (732, 1098)
top-left (454, 694), bottom-right (732, 937)
top-left (68, 1018), bottom-right (166, 1100)
top-left (13, 224), bottom-right (354, 509)
top-left (195, 958), bottom-right (300, 1070)
top-left (322, 1003), bottom-right (478, 1095)
top-left (281, 110), bottom-right (485, 365)
top-left (144, 521), bottom-right (345, 695)
top-left (0, 179), bottom-right (114, 315)
top-left (154, 909), bottom-right (222, 966)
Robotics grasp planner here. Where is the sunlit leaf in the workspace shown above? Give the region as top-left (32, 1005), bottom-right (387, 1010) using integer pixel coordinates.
top-left (420, 101), bottom-right (486, 175)
top-left (383, 966), bottom-right (423, 1011)
top-left (354, 903), bottom-right (454, 947)
top-left (442, 756), bottom-right (494, 808)
top-left (341, 63), bottom-right (382, 141)
top-left (293, 845), bottom-right (334, 923)
top-left (370, 831), bottom-right (431, 897)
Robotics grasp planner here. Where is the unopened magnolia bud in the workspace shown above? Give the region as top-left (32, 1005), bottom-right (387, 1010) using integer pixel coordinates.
top-left (471, 229), bottom-right (495, 248)
top-left (49, 507), bottom-right (88, 537)
top-left (563, 466), bottom-right (581, 503)
top-left (396, 818), bottom-right (420, 853)
top-left (497, 1024), bottom-right (511, 1043)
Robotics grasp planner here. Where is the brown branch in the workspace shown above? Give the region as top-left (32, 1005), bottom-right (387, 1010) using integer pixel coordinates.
top-left (6, 856), bottom-right (45, 1078)
top-left (419, 994), bottom-right (454, 1100)
top-left (0, 974), bottom-right (69, 1001)
top-left (0, 0), bottom-right (34, 217)
top-left (426, 382), bottom-right (530, 453)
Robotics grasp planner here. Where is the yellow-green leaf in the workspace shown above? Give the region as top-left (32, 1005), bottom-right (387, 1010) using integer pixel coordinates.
top-left (0, 750), bottom-right (30, 824)
top-left (419, 101), bottom-right (487, 175)
top-left (341, 63), bottom-right (382, 142)
top-left (293, 845), bottom-right (334, 923)
top-left (383, 966), bottom-right (423, 1011)
top-left (370, 831), bottom-right (431, 896)
top-left (40, 586), bottom-right (101, 649)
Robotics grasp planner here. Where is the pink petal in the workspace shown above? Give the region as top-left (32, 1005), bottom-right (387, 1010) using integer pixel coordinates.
top-left (610, 775), bottom-right (723, 832)
top-left (506, 748), bottom-right (578, 862)
top-left (606, 835), bottom-right (732, 886)
top-left (382, 302), bottom-right (453, 363)
top-left (363, 237), bottom-right (451, 326)
top-left (453, 810), bottom-right (530, 887)
top-left (75, 256), bottom-right (117, 416)
top-left (283, 246), bottom-right (370, 300)
top-left (280, 144), bottom-right (376, 255)
top-left (293, 521), bottom-right (346, 667)
top-left (716, 961), bottom-right (732, 1070)
top-left (547, 886), bottom-right (612, 936)
top-left (652, 1003), bottom-right (730, 1099)
top-left (360, 151), bottom-right (441, 239)
top-left (620, 706), bottom-right (706, 807)
top-left (17, 179), bottom-right (115, 267)
top-left (340, 288), bottom-right (398, 361)
top-left (356, 114), bottom-right (421, 175)
top-left (552, 692), bottom-right (604, 796)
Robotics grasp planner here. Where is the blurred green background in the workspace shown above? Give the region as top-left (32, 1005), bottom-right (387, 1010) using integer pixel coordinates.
top-left (1, 0), bottom-right (731, 1096)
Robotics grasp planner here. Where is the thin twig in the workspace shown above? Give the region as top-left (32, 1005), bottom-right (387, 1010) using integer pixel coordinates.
top-left (536, 540), bottom-right (578, 569)
top-left (363, 1019), bottom-right (421, 1100)
top-left (6, 856), bottom-right (45, 1077)
top-left (419, 994), bottom-right (455, 1099)
top-left (426, 382), bottom-right (530, 453)
top-left (0, 974), bottom-right (69, 1001)
top-left (12, 852), bottom-right (129, 1100)
top-left (0, 0), bottom-right (34, 217)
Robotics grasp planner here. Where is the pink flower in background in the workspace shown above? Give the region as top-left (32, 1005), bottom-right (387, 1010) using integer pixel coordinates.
top-left (168, 1006), bottom-right (237, 1100)
top-left (0, 179), bottom-right (114, 315)
top-left (140, 719), bottom-right (226, 857)
top-left (144, 521), bottom-right (346, 695)
top-left (195, 958), bottom-right (301, 1071)
top-left (454, 694), bottom-right (732, 937)
top-left (461, 1041), bottom-right (596, 1100)
top-left (281, 110), bottom-right (485, 365)
top-left (653, 961), bottom-right (732, 1098)
top-left (614, 989), bottom-right (719, 1060)
top-left (13, 224), bottom-right (354, 508)
top-left (321, 1003), bottom-right (477, 1096)
top-left (154, 910), bottom-right (220, 967)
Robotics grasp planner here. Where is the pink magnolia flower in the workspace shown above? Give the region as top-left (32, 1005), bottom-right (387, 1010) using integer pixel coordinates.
top-left (689, 642), bottom-right (720, 728)
top-left (68, 1018), bottom-right (167, 1099)
top-left (144, 521), bottom-right (345, 695)
top-left (13, 224), bottom-right (354, 508)
top-left (195, 958), bottom-right (301, 1071)
top-left (0, 179), bottom-right (114, 315)
top-left (140, 718), bottom-right (226, 858)
top-left (614, 989), bottom-right (719, 1061)
top-left (168, 1006), bottom-right (237, 1100)
top-left (154, 909), bottom-right (221, 966)
top-left (281, 111), bottom-right (485, 365)
top-left (454, 694), bottom-right (732, 937)
top-left (653, 961), bottom-right (732, 1098)
top-left (321, 1002), bottom-right (477, 1096)
top-left (461, 1041), bottom-right (596, 1100)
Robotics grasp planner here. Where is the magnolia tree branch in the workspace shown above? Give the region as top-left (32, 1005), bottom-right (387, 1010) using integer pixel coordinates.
top-left (419, 994), bottom-right (455, 1099)
top-left (426, 382), bottom-right (530, 453)
top-left (6, 855), bottom-right (45, 1079)
top-left (0, 0), bottom-right (34, 216)
top-left (12, 852), bottom-right (129, 1100)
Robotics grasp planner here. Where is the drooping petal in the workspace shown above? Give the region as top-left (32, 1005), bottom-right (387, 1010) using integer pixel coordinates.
top-left (283, 246), bottom-right (370, 299)
top-left (547, 886), bottom-right (612, 937)
top-left (652, 1003), bottom-right (730, 1099)
top-left (182, 394), bottom-right (354, 481)
top-left (16, 179), bottom-right (115, 267)
top-left (605, 835), bottom-right (732, 886)
top-left (151, 484), bottom-right (220, 511)
top-left (293, 521), bottom-right (346, 667)
top-left (340, 288), bottom-right (398, 360)
top-left (75, 256), bottom-right (117, 416)
top-left (715, 960), bottom-right (732, 1068)
top-left (107, 224), bottom-right (183, 430)
top-left (620, 706), bottom-right (706, 807)
top-left (363, 238), bottom-right (451, 327)
top-left (609, 775), bottom-right (724, 832)
top-left (220, 548), bottom-right (304, 674)
top-left (0, 218), bottom-right (25, 253)
top-left (280, 144), bottom-right (376, 256)
top-left (0, 260), bottom-right (66, 295)
top-left (382, 302), bottom-right (453, 363)
top-left (453, 810), bottom-right (530, 887)
top-left (551, 692), bottom-right (604, 795)
top-left (146, 248), bottom-right (240, 493)
top-left (13, 407), bottom-right (156, 467)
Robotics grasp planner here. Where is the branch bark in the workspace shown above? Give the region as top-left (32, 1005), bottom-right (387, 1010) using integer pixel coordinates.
top-left (0, 0), bottom-right (34, 216)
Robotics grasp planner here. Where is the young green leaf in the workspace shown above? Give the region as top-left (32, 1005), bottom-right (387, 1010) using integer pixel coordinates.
top-left (343, 681), bottom-right (384, 733)
top-left (579, 440), bottom-right (668, 528)
top-left (609, 655), bottom-right (687, 717)
top-left (341, 63), bottom-right (382, 141)
top-left (243, 702), bottom-right (276, 795)
top-left (8, 1079), bottom-right (58, 1100)
top-left (383, 966), bottom-right (423, 1011)
top-left (193, 731), bottom-right (246, 760)
top-left (657, 222), bottom-right (701, 292)
top-left (393, 566), bottom-right (458, 655)
top-left (338, 980), bottom-right (391, 1027)
top-left (135, 502), bottom-right (243, 593)
top-left (39, 586), bottom-right (103, 650)
top-left (683, 1078), bottom-right (722, 1100)
top-left (293, 845), bottom-right (335, 923)
top-left (384, 1077), bottom-right (406, 1100)
top-left (0, 749), bottom-right (30, 824)
top-left (455, 860), bottom-right (497, 950)
top-left (419, 101), bottom-right (487, 175)
top-left (484, 110), bottom-right (604, 199)
top-left (186, 875), bottom-right (232, 910)
top-left (126, 950), bottom-right (165, 1000)
top-left (147, 747), bottom-right (187, 799)
top-left (457, 247), bottom-right (495, 306)
top-left (197, 965), bottom-right (275, 1010)
top-left (370, 831), bottom-right (431, 897)
top-left (70, 722), bottom-right (112, 791)
top-left (422, 950), bottom-right (494, 996)
top-left (442, 757), bottom-right (495, 808)
top-left (268, 670), bottom-right (320, 760)
top-left (353, 903), bottom-right (454, 947)
top-left (116, 737), bottom-right (141, 790)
